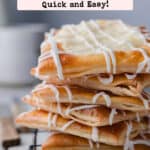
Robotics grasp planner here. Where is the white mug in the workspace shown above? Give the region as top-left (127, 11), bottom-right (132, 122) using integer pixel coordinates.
top-left (0, 24), bottom-right (48, 85)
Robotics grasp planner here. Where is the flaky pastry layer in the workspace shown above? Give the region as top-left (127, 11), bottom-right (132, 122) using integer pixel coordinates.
top-left (30, 84), bottom-right (150, 112)
top-left (23, 97), bottom-right (150, 127)
top-left (42, 133), bottom-right (150, 150)
top-left (31, 46), bottom-right (150, 79)
top-left (46, 74), bottom-right (150, 97)
top-left (16, 110), bottom-right (149, 146)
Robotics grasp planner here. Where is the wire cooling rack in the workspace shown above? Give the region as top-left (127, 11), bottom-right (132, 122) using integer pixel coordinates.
top-left (29, 129), bottom-right (42, 150)
top-left (3, 129), bottom-right (44, 150)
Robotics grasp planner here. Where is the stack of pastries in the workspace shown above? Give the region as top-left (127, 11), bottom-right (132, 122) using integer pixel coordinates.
top-left (16, 20), bottom-right (150, 150)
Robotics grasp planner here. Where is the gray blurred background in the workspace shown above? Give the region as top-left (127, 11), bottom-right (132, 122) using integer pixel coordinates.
top-left (1, 0), bottom-right (150, 28)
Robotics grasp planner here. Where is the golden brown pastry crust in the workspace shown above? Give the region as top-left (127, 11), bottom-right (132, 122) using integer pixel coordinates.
top-left (46, 74), bottom-right (150, 97)
top-left (31, 19), bottom-right (150, 80)
top-left (23, 97), bottom-right (150, 127)
top-left (42, 133), bottom-right (150, 150)
top-left (30, 84), bottom-right (150, 112)
top-left (16, 110), bottom-right (149, 146)
top-left (31, 46), bottom-right (150, 79)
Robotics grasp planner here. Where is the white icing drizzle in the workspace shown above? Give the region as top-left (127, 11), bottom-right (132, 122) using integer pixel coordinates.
top-left (90, 20), bottom-right (146, 75)
top-left (92, 92), bottom-right (111, 107)
top-left (47, 33), bottom-right (64, 80)
top-left (67, 25), bottom-right (94, 49)
top-left (117, 22), bottom-right (138, 46)
top-left (51, 114), bottom-right (58, 127)
top-left (40, 39), bottom-right (47, 50)
top-left (91, 127), bottom-right (99, 142)
top-left (48, 114), bottom-right (58, 129)
top-left (38, 50), bottom-right (65, 64)
top-left (81, 20), bottom-right (118, 82)
top-left (33, 84), bottom-right (63, 114)
top-left (81, 21), bottom-right (101, 47)
top-left (60, 120), bottom-right (75, 131)
top-left (125, 74), bottom-right (137, 80)
top-left (38, 20), bottom-right (150, 82)
top-left (100, 50), bottom-right (111, 73)
top-left (81, 21), bottom-right (116, 76)
top-left (48, 113), bottom-right (52, 128)
top-left (88, 140), bottom-right (94, 149)
top-left (132, 139), bottom-right (150, 146)
top-left (49, 85), bottom-right (61, 114)
top-left (40, 30), bottom-right (55, 49)
top-left (124, 122), bottom-right (133, 150)
top-left (66, 20), bottom-right (118, 82)
top-left (56, 102), bottom-right (62, 115)
top-left (73, 21), bottom-right (111, 77)
top-left (33, 84), bottom-right (72, 114)
top-left (116, 20), bottom-right (128, 30)
top-left (40, 29), bottom-right (64, 80)
top-left (105, 48), bottom-right (117, 74)
top-left (137, 60), bottom-right (147, 73)
top-left (97, 74), bottom-right (114, 85)
top-left (81, 21), bottom-right (114, 74)
top-left (116, 21), bottom-right (150, 75)
top-left (109, 108), bottom-right (118, 125)
top-left (134, 48), bottom-right (150, 73)
top-left (136, 112), bottom-right (141, 122)
top-left (66, 105), bottom-right (98, 115)
top-left (35, 97), bottom-right (40, 110)
top-left (48, 114), bottom-right (75, 132)
top-left (32, 84), bottom-right (59, 97)
top-left (117, 20), bottom-right (150, 75)
top-left (64, 105), bottom-right (72, 116)
top-left (38, 51), bottom-right (52, 63)
top-left (103, 20), bottom-right (149, 79)
top-left (89, 20), bottom-right (120, 45)
top-left (63, 85), bottom-right (72, 101)
top-left (34, 67), bottom-right (49, 80)
top-left (34, 86), bottom-right (71, 116)
top-left (139, 94), bottom-right (149, 110)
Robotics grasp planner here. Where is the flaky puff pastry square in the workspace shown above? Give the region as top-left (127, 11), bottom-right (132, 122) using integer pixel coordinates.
top-left (29, 83), bottom-right (150, 112)
top-left (23, 96), bottom-right (150, 127)
top-left (46, 74), bottom-right (150, 97)
top-left (42, 133), bottom-right (150, 150)
top-left (16, 109), bottom-right (150, 146)
top-left (31, 20), bottom-right (150, 80)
